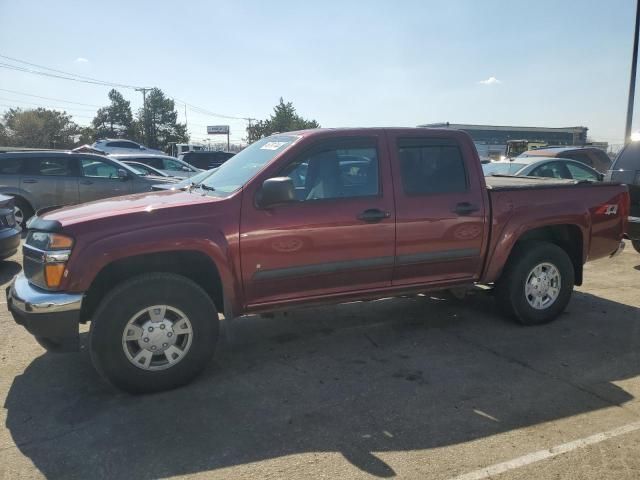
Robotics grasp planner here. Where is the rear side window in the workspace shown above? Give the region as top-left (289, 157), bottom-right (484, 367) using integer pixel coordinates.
top-left (108, 141), bottom-right (139, 149)
top-left (0, 157), bottom-right (22, 174)
top-left (613, 142), bottom-right (640, 170)
top-left (397, 139), bottom-right (467, 195)
top-left (29, 157), bottom-right (76, 176)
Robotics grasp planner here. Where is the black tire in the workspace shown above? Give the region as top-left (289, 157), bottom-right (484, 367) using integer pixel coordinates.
top-left (89, 273), bottom-right (219, 394)
top-left (495, 241), bottom-right (574, 325)
top-left (632, 240), bottom-right (640, 254)
top-left (13, 197), bottom-right (33, 228)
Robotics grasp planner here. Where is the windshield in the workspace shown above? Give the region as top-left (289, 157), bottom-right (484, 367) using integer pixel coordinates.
top-left (482, 162), bottom-right (526, 176)
top-left (612, 141), bottom-right (640, 170)
top-left (198, 135), bottom-right (299, 194)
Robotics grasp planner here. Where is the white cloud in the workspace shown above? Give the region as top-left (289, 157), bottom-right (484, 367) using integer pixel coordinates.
top-left (479, 76), bottom-right (501, 85)
top-left (75, 57), bottom-right (89, 63)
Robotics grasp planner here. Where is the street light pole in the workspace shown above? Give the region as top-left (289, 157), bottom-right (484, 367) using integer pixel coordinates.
top-left (625, 0), bottom-right (640, 143)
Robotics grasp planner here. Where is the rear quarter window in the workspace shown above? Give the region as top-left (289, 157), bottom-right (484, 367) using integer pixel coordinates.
top-left (0, 157), bottom-right (22, 174)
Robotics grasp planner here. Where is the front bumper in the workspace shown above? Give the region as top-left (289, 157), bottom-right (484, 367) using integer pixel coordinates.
top-left (6, 273), bottom-right (84, 352)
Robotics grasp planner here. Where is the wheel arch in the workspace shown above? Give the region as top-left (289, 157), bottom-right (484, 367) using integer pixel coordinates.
top-left (80, 250), bottom-right (225, 323)
top-left (488, 224), bottom-right (585, 286)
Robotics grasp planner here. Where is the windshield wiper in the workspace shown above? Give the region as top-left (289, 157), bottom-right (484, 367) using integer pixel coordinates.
top-left (190, 183), bottom-right (215, 192)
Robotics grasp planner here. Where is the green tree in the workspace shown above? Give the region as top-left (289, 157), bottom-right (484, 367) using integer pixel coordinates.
top-left (1, 108), bottom-right (81, 149)
top-left (92, 89), bottom-right (134, 139)
top-left (137, 88), bottom-right (188, 151)
top-left (246, 98), bottom-right (320, 143)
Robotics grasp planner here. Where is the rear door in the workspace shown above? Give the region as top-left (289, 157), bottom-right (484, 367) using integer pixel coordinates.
top-left (78, 156), bottom-right (132, 202)
top-left (21, 156), bottom-right (80, 209)
top-left (388, 131), bottom-right (487, 286)
top-left (240, 135), bottom-right (395, 307)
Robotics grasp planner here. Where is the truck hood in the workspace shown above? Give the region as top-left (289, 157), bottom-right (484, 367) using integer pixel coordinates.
top-left (42, 190), bottom-right (225, 227)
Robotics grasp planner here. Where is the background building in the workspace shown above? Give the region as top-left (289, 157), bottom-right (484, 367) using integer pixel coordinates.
top-left (419, 123), bottom-right (589, 160)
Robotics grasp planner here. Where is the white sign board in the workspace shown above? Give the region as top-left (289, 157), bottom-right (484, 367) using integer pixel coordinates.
top-left (207, 125), bottom-right (230, 135)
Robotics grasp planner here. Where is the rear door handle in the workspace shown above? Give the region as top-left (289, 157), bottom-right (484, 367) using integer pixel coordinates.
top-left (23, 179), bottom-right (38, 184)
top-left (357, 208), bottom-right (391, 223)
top-left (452, 202), bottom-right (479, 215)
top-left (80, 180), bottom-right (93, 185)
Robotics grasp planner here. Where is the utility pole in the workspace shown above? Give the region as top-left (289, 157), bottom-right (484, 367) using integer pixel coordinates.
top-left (135, 87), bottom-right (151, 145)
top-left (625, 0), bottom-right (640, 143)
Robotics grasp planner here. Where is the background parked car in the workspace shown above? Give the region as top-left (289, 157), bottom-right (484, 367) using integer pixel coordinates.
top-left (483, 157), bottom-right (603, 182)
top-left (177, 151), bottom-right (235, 170)
top-left (92, 139), bottom-right (164, 156)
top-left (0, 151), bottom-right (176, 226)
top-left (0, 195), bottom-right (21, 260)
top-left (604, 141), bottom-right (640, 253)
top-left (518, 146), bottom-right (612, 173)
top-left (110, 154), bottom-right (202, 178)
top-left (122, 161), bottom-right (173, 178)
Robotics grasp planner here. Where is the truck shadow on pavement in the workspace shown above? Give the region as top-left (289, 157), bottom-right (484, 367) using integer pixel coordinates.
top-left (4, 290), bottom-right (640, 479)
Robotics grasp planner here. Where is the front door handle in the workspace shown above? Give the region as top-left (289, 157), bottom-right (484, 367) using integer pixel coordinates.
top-left (23, 179), bottom-right (38, 184)
top-left (80, 180), bottom-right (93, 185)
top-left (357, 208), bottom-right (390, 223)
top-left (453, 202), bottom-right (479, 215)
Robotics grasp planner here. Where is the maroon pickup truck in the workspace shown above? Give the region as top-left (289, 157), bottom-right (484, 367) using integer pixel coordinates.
top-left (7, 128), bottom-right (629, 393)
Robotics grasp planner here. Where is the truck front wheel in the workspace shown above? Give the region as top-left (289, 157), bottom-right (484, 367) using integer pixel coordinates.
top-left (89, 273), bottom-right (219, 393)
top-left (495, 241), bottom-right (574, 325)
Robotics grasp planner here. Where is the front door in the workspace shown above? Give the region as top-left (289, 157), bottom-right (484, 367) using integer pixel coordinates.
top-left (78, 157), bottom-right (132, 202)
top-left (388, 132), bottom-right (487, 286)
top-left (240, 136), bottom-right (395, 307)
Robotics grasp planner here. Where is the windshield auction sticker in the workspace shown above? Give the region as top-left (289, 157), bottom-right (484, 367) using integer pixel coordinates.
top-left (260, 141), bottom-right (289, 150)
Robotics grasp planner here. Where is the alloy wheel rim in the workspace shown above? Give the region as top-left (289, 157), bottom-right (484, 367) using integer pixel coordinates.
top-left (525, 262), bottom-right (561, 310)
top-left (121, 305), bottom-right (193, 371)
top-left (14, 206), bottom-right (23, 225)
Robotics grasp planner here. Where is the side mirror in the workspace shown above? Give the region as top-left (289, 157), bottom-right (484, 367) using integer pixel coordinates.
top-left (256, 177), bottom-right (295, 208)
top-left (118, 168), bottom-right (129, 181)
top-left (598, 173), bottom-right (605, 182)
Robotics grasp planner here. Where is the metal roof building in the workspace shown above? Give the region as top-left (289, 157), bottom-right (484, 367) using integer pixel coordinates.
top-left (419, 123), bottom-right (588, 147)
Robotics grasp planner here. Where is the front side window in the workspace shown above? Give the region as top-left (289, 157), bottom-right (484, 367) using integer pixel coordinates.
top-left (81, 158), bottom-right (119, 179)
top-left (530, 162), bottom-right (571, 179)
top-left (566, 163), bottom-right (599, 181)
top-left (281, 146), bottom-right (379, 201)
top-left (163, 159), bottom-right (191, 171)
top-left (398, 139), bottom-right (467, 195)
top-left (563, 152), bottom-right (593, 167)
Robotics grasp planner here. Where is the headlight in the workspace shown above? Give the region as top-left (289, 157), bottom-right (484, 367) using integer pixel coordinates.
top-left (24, 232), bottom-right (74, 289)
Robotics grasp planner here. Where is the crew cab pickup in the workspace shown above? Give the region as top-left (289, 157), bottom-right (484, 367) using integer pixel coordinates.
top-left (7, 128), bottom-right (629, 393)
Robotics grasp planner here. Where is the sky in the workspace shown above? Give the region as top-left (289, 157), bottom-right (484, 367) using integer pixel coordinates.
top-left (0, 0), bottom-right (637, 147)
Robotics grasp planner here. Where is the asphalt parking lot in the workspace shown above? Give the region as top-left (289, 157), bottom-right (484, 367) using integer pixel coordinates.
top-left (1, 244), bottom-right (639, 479)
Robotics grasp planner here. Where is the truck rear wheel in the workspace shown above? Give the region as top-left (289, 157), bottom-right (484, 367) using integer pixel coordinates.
top-left (89, 273), bottom-right (219, 394)
top-left (495, 241), bottom-right (574, 325)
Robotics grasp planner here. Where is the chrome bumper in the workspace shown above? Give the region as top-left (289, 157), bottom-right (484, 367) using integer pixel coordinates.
top-left (7, 273), bottom-right (84, 352)
top-left (8, 272), bottom-right (83, 314)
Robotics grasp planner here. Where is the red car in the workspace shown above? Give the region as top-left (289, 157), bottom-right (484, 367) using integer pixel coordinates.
top-left (7, 128), bottom-right (629, 393)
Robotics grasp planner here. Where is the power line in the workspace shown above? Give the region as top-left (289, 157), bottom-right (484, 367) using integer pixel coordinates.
top-left (0, 88), bottom-right (102, 107)
top-left (0, 96), bottom-right (98, 112)
top-left (0, 54), bottom-right (142, 89)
